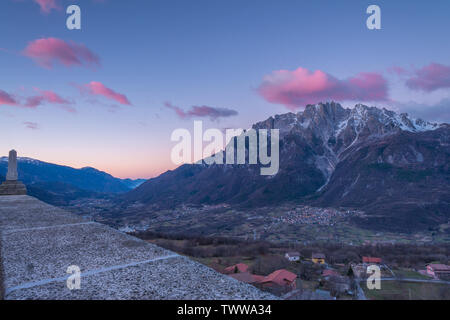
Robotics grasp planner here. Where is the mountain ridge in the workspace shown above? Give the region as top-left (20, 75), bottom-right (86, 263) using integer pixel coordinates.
top-left (0, 156), bottom-right (145, 193)
top-left (0, 158), bottom-right (146, 205)
top-left (120, 102), bottom-right (450, 232)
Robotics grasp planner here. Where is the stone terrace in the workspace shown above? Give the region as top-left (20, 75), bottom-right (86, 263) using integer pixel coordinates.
top-left (0, 195), bottom-right (274, 300)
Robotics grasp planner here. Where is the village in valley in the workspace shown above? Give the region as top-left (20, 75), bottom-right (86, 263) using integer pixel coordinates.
top-left (272, 206), bottom-right (363, 226)
top-left (136, 229), bottom-right (450, 300)
top-left (217, 253), bottom-right (450, 300)
top-left (65, 200), bottom-right (448, 245)
top-left (62, 198), bottom-right (450, 300)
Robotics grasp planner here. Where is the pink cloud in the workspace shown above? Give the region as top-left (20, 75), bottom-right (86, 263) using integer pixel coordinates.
top-left (24, 89), bottom-right (74, 112)
top-left (84, 82), bottom-right (131, 105)
top-left (165, 102), bottom-right (238, 120)
top-left (33, 0), bottom-right (60, 13)
top-left (23, 122), bottom-right (39, 130)
top-left (1, 87), bottom-right (75, 112)
top-left (405, 63), bottom-right (450, 92)
top-left (258, 67), bottom-right (388, 110)
top-left (164, 102), bottom-right (186, 118)
top-left (0, 90), bottom-right (18, 106)
top-left (23, 38), bottom-right (100, 68)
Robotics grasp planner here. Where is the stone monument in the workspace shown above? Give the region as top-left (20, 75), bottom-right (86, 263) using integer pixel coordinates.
top-left (0, 150), bottom-right (27, 195)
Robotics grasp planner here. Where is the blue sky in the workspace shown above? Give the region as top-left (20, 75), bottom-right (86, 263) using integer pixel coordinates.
top-left (1, 0), bottom-right (449, 178)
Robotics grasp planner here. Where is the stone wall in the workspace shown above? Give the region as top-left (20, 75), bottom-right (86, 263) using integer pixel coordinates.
top-left (0, 232), bottom-right (4, 300)
top-left (0, 195), bottom-right (275, 300)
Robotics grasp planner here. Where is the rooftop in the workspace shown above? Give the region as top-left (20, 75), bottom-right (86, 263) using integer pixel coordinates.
top-left (312, 253), bottom-right (325, 259)
top-left (262, 269), bottom-right (297, 284)
top-left (362, 256), bottom-right (382, 264)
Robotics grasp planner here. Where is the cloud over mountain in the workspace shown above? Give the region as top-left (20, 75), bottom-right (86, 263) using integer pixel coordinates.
top-left (395, 98), bottom-right (450, 123)
top-left (406, 63), bottom-right (450, 92)
top-left (258, 67), bottom-right (388, 110)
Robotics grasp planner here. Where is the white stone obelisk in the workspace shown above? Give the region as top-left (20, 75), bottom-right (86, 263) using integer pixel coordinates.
top-left (0, 149), bottom-right (27, 195)
top-left (6, 149), bottom-right (18, 181)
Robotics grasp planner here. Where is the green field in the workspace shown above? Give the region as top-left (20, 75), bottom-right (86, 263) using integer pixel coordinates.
top-left (392, 269), bottom-right (432, 280)
top-left (363, 281), bottom-right (450, 300)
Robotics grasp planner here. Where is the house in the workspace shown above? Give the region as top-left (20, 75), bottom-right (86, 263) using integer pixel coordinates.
top-left (285, 251), bottom-right (300, 262)
top-left (312, 253), bottom-right (326, 264)
top-left (223, 263), bottom-right (249, 274)
top-left (426, 264), bottom-right (450, 280)
top-left (362, 256), bottom-right (382, 264)
top-left (259, 269), bottom-right (297, 290)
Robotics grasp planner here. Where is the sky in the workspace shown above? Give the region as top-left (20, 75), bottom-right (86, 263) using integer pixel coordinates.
top-left (0, 0), bottom-right (449, 179)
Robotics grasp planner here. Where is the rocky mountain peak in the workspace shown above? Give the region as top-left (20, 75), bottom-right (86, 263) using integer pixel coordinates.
top-left (254, 102), bottom-right (440, 142)
top-left (250, 102), bottom-right (444, 183)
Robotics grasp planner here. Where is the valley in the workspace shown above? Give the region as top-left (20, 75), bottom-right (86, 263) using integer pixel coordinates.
top-left (63, 199), bottom-right (450, 245)
top-left (4, 102), bottom-right (449, 246)
top-left (117, 103), bottom-right (450, 234)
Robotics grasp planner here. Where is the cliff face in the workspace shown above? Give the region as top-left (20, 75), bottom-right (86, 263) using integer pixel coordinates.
top-left (314, 126), bottom-right (450, 232)
top-left (0, 195), bottom-right (274, 300)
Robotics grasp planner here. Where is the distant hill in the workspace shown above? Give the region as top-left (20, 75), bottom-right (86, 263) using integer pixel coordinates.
top-left (120, 102), bottom-right (450, 233)
top-left (0, 158), bottom-right (145, 205)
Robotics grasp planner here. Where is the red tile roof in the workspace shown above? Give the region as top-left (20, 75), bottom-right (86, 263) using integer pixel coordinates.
top-left (363, 256), bottom-right (382, 264)
top-left (261, 269), bottom-right (297, 286)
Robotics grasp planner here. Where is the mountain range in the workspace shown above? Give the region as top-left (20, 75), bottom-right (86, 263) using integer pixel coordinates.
top-left (120, 102), bottom-right (450, 233)
top-left (0, 158), bottom-right (145, 205)
top-left (2, 102), bottom-right (448, 233)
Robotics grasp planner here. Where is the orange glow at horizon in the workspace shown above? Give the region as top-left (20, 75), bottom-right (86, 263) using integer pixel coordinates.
top-left (4, 148), bottom-right (179, 180)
